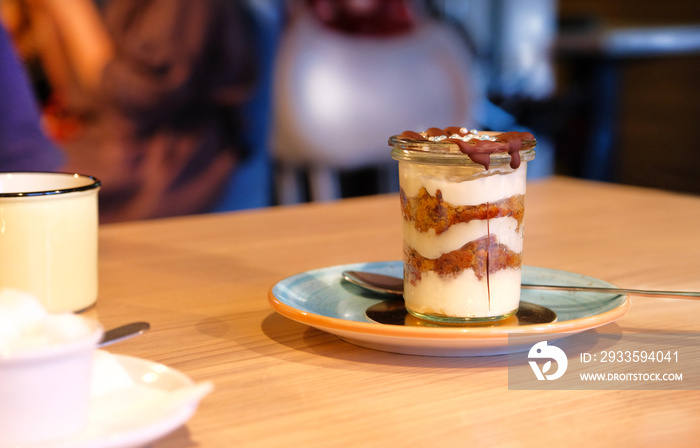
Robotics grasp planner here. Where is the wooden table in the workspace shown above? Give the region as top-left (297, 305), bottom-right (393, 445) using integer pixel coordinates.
top-left (88, 176), bottom-right (700, 447)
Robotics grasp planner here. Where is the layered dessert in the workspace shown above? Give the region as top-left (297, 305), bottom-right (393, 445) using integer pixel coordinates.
top-left (390, 127), bottom-right (536, 322)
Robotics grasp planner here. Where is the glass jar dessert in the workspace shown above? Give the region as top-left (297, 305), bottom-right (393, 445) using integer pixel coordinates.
top-left (389, 127), bottom-right (536, 324)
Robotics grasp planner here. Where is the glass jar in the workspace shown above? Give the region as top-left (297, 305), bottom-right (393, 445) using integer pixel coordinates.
top-left (390, 131), bottom-right (536, 323)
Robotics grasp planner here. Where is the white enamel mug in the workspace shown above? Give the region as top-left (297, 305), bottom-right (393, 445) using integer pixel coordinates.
top-left (0, 172), bottom-right (101, 312)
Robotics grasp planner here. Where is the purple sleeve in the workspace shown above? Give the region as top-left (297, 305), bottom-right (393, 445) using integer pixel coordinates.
top-left (0, 26), bottom-right (65, 171)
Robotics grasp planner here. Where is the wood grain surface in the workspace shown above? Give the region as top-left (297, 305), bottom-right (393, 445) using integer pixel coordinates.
top-left (86, 176), bottom-right (700, 447)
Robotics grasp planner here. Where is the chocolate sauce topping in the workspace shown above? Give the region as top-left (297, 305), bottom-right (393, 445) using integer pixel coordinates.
top-left (396, 128), bottom-right (535, 169)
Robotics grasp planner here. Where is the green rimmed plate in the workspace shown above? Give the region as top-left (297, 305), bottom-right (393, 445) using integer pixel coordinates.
top-left (268, 262), bottom-right (630, 356)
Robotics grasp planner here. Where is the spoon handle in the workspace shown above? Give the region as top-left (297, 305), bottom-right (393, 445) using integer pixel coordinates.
top-left (342, 270), bottom-right (700, 300)
top-left (522, 284), bottom-right (700, 298)
top-left (99, 321), bottom-right (151, 347)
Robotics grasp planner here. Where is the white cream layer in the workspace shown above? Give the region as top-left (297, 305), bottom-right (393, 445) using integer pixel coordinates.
top-left (403, 216), bottom-right (522, 259)
top-left (404, 268), bottom-right (521, 318)
top-left (400, 164), bottom-right (527, 206)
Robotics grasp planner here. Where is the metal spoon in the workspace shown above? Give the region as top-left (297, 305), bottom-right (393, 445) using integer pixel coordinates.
top-left (98, 321), bottom-right (150, 347)
top-left (342, 270), bottom-right (700, 299)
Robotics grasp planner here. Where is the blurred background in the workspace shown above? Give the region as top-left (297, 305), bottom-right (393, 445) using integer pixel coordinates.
top-left (2, 0), bottom-right (699, 221)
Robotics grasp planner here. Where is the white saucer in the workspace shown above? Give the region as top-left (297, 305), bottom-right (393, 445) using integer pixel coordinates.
top-left (29, 351), bottom-right (212, 448)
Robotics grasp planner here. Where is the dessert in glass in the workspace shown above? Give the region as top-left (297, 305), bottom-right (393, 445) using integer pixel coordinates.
top-left (389, 127), bottom-right (536, 323)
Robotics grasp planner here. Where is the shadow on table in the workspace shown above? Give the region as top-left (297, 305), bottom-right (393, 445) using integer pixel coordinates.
top-left (150, 426), bottom-right (193, 448)
top-left (196, 310), bottom-right (628, 371)
top-left (258, 312), bottom-right (511, 369)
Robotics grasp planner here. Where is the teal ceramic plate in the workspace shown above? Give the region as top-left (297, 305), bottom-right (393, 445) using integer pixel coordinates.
top-left (268, 262), bottom-right (630, 356)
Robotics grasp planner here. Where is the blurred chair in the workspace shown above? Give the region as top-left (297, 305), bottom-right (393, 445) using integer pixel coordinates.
top-left (270, 3), bottom-right (479, 204)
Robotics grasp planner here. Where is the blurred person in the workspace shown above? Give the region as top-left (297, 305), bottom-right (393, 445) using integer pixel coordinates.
top-left (0, 23), bottom-right (63, 171)
top-left (20, 0), bottom-right (259, 222)
top-left (0, 0), bottom-right (52, 103)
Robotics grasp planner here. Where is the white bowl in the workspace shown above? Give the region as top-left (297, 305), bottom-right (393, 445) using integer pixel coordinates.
top-left (0, 319), bottom-right (103, 446)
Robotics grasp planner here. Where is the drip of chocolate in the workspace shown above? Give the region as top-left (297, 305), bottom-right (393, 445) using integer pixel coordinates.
top-left (397, 128), bottom-right (535, 169)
